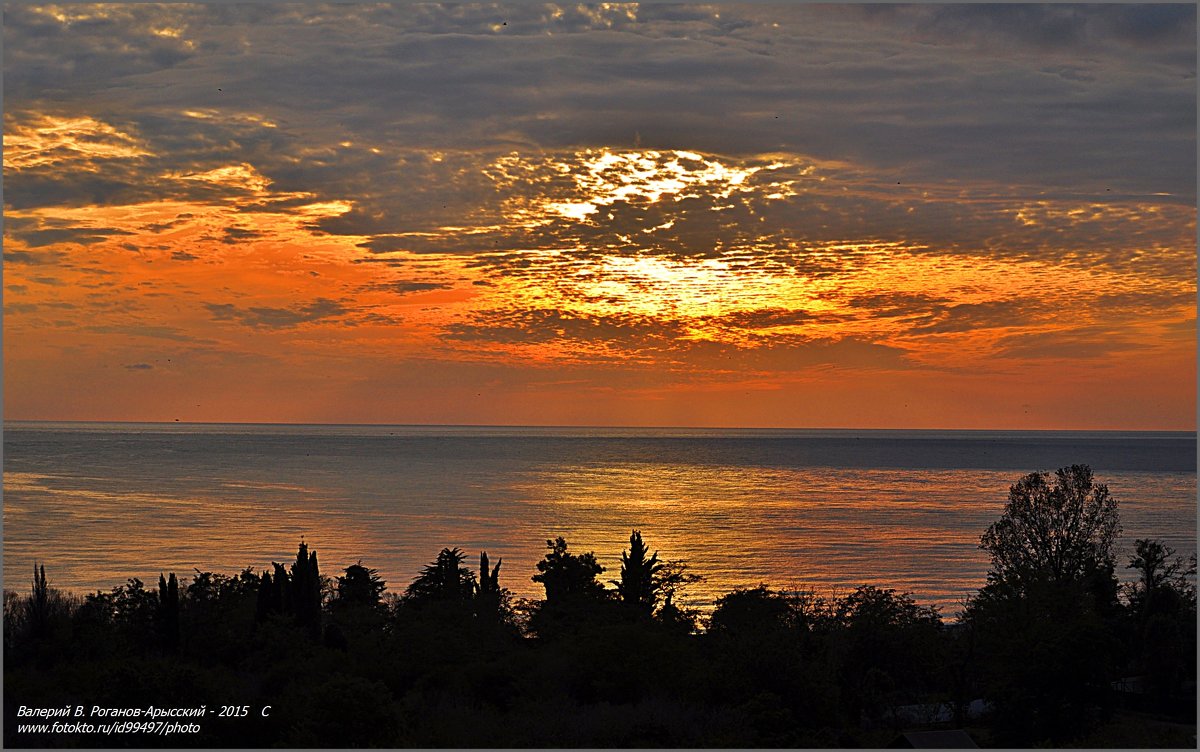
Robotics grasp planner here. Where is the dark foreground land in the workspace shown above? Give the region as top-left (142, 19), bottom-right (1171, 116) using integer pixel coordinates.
top-left (4, 465), bottom-right (1196, 748)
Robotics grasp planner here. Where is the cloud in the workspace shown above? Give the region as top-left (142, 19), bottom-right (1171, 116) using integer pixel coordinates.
top-left (708, 307), bottom-right (826, 330)
top-left (204, 298), bottom-right (349, 329)
top-left (219, 226), bottom-right (265, 245)
top-left (362, 280), bottom-right (452, 296)
top-left (909, 300), bottom-right (1042, 334)
top-left (9, 226), bottom-right (134, 247)
top-left (3, 5), bottom-right (198, 99)
top-left (911, 4), bottom-right (1195, 53)
top-left (994, 325), bottom-right (1148, 360)
top-left (440, 305), bottom-right (914, 374)
top-left (1, 108), bottom-right (294, 210)
top-left (4, 249), bottom-right (65, 265)
top-left (2, 2), bottom-right (1193, 422)
top-left (846, 293), bottom-right (947, 320)
top-left (443, 307), bottom-right (686, 349)
top-left (123, 362), bottom-right (154, 370)
top-left (728, 335), bottom-right (913, 373)
top-left (2, 2), bottom-right (1191, 343)
top-left (5, 4), bottom-right (1191, 234)
top-left (83, 324), bottom-right (210, 343)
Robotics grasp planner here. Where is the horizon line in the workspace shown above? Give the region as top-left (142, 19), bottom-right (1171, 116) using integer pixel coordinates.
top-left (3, 419), bottom-right (1195, 434)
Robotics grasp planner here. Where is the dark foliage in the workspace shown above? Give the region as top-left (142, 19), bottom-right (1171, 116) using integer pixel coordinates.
top-left (291, 541), bottom-right (322, 636)
top-left (963, 466), bottom-right (1194, 745)
top-left (531, 537), bottom-right (606, 604)
top-left (980, 464), bottom-right (1120, 595)
top-left (474, 551), bottom-right (511, 626)
top-left (333, 562), bottom-right (386, 609)
top-left (832, 586), bottom-right (943, 724)
top-left (405, 547), bottom-right (476, 605)
top-left (613, 530), bottom-right (663, 617)
top-left (157, 572), bottom-right (180, 652)
top-left (1126, 539), bottom-right (1196, 618)
top-left (1123, 539), bottom-right (1198, 706)
top-left (709, 585), bottom-right (801, 637)
top-left (967, 576), bottom-right (1120, 745)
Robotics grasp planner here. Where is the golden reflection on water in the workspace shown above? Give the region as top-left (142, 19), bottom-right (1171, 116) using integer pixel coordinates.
top-left (4, 464), bottom-right (1195, 618)
top-left (504, 463), bottom-right (1003, 613)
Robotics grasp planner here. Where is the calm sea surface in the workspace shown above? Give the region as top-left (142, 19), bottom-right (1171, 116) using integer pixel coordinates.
top-left (3, 422), bottom-right (1195, 616)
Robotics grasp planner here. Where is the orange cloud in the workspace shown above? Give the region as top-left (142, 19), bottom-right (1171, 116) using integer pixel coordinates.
top-left (3, 99), bottom-right (1194, 428)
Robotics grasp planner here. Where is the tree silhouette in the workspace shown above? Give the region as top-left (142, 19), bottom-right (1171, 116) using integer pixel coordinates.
top-left (184, 569), bottom-right (228, 607)
top-left (327, 562), bottom-right (387, 643)
top-left (405, 547), bottom-right (476, 604)
top-left (966, 573), bottom-right (1118, 745)
top-left (255, 562), bottom-right (293, 622)
top-left (475, 551), bottom-right (504, 622)
top-left (28, 563), bottom-right (50, 638)
top-left (157, 572), bottom-right (180, 651)
top-left (613, 530), bottom-right (663, 617)
top-left (531, 537), bottom-right (605, 604)
top-left (979, 464), bottom-right (1120, 594)
top-left (334, 562), bottom-right (387, 609)
top-left (290, 541), bottom-right (323, 635)
top-left (20, 563), bottom-right (75, 645)
top-left (272, 561), bottom-right (290, 614)
top-left (833, 585), bottom-right (943, 724)
top-left (968, 465), bottom-right (1125, 744)
top-left (1126, 538), bottom-right (1196, 618)
top-left (10, 515), bottom-right (1200, 748)
top-left (106, 578), bottom-right (161, 645)
top-left (649, 560), bottom-right (703, 633)
top-left (709, 585), bottom-right (799, 637)
top-left (1124, 538), bottom-right (1197, 703)
top-left (255, 570), bottom-right (276, 622)
top-left (175, 568), bottom-right (261, 663)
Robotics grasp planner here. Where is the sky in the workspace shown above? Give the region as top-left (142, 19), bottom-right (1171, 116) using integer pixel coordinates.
top-left (3, 3), bottom-right (1196, 429)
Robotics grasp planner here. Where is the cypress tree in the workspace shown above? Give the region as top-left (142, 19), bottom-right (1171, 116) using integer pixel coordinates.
top-left (290, 541), bottom-right (322, 636)
top-left (479, 551), bottom-right (502, 594)
top-left (614, 530), bottom-right (663, 617)
top-left (476, 551), bottom-right (503, 622)
top-left (157, 572), bottom-right (180, 651)
top-left (272, 561), bottom-right (290, 616)
top-left (255, 570), bottom-right (274, 622)
top-left (307, 549), bottom-right (321, 630)
top-left (29, 563), bottom-right (50, 638)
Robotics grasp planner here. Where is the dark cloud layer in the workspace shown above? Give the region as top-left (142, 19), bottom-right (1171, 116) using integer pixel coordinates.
top-left (5, 3), bottom-right (1193, 279)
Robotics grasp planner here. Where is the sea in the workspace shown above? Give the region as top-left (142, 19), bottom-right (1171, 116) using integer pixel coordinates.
top-left (2, 422), bottom-right (1195, 617)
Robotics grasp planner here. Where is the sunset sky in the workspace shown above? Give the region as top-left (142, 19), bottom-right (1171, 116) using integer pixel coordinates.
top-left (3, 3), bottom-right (1195, 429)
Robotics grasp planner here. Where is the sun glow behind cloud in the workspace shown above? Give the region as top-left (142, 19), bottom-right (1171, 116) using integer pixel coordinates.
top-left (4, 107), bottom-right (1194, 425)
top-left (488, 148), bottom-right (799, 233)
top-left (2, 4), bottom-right (1194, 427)
top-left (3, 113), bottom-right (152, 171)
